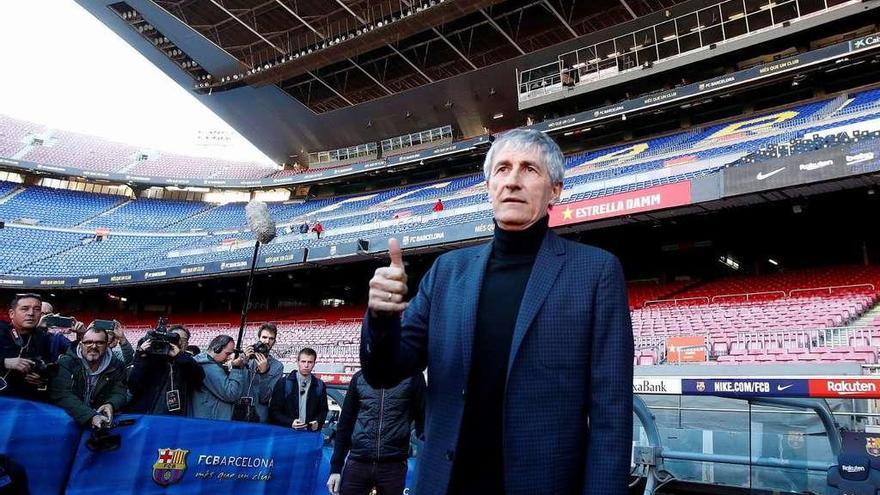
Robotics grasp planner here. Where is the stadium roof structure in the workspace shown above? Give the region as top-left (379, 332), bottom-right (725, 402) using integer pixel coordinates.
top-left (75, 0), bottom-right (684, 163)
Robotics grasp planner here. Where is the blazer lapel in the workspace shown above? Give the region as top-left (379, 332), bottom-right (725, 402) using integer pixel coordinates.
top-left (459, 242), bottom-right (493, 383)
top-left (506, 232), bottom-right (566, 381)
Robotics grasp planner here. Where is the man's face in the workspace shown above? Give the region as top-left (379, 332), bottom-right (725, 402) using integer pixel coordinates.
top-left (9, 297), bottom-right (42, 334)
top-left (297, 354), bottom-right (315, 376)
top-left (173, 329), bottom-right (189, 350)
top-left (80, 329), bottom-right (108, 364)
top-left (41, 302), bottom-right (54, 315)
top-left (259, 330), bottom-right (276, 351)
top-left (212, 341), bottom-right (236, 364)
top-left (487, 145), bottom-right (562, 231)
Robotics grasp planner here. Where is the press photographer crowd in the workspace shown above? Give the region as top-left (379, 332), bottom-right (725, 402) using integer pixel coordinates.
top-left (0, 292), bottom-right (329, 430)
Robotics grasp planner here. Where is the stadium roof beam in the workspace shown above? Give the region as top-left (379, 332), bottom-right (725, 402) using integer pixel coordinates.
top-left (395, 0), bottom-right (478, 69)
top-left (388, 45), bottom-right (435, 83)
top-left (307, 70), bottom-right (355, 106)
top-left (479, 9), bottom-right (525, 55)
top-left (274, 0), bottom-right (326, 39)
top-left (348, 58), bottom-right (394, 95)
top-left (432, 27), bottom-right (478, 70)
top-left (333, 0), bottom-right (367, 25)
top-left (619, 0), bottom-right (638, 19)
top-left (542, 0), bottom-right (578, 38)
top-left (207, 0), bottom-right (285, 57)
top-left (327, 0), bottom-right (434, 84)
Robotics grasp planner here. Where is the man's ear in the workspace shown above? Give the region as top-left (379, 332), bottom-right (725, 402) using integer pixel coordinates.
top-left (551, 182), bottom-right (563, 204)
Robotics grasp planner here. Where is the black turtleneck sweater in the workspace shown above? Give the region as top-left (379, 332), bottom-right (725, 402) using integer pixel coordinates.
top-left (448, 215), bottom-right (549, 495)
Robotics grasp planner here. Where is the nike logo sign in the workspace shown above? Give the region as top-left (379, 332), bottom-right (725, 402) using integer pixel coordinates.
top-left (777, 384), bottom-right (793, 391)
top-left (756, 167), bottom-right (786, 180)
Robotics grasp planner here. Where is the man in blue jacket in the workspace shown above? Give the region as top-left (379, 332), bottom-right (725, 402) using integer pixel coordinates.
top-left (192, 335), bottom-right (245, 421)
top-left (361, 129), bottom-right (634, 495)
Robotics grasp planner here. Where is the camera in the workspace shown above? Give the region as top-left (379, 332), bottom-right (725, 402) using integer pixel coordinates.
top-left (144, 317), bottom-right (180, 356)
top-left (86, 423), bottom-right (121, 452)
top-left (251, 342), bottom-right (270, 357)
top-left (43, 315), bottom-right (75, 329)
top-left (29, 356), bottom-right (58, 378)
top-left (92, 319), bottom-right (116, 332)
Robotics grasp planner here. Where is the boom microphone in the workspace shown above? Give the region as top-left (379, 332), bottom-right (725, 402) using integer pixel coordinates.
top-left (245, 200), bottom-right (276, 243)
top-left (236, 200), bottom-right (276, 353)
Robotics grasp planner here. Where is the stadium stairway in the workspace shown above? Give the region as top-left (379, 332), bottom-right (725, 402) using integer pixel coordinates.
top-left (75, 198), bottom-right (132, 228)
top-left (0, 186), bottom-right (26, 205)
top-left (849, 301), bottom-right (880, 328)
top-left (159, 203), bottom-right (219, 231)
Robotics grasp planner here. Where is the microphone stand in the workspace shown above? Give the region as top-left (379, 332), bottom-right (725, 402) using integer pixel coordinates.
top-left (235, 239), bottom-right (262, 354)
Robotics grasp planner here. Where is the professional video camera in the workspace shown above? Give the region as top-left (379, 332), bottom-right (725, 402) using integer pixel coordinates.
top-left (144, 317), bottom-right (180, 356)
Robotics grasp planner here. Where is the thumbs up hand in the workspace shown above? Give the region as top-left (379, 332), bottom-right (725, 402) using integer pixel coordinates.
top-left (369, 238), bottom-right (409, 316)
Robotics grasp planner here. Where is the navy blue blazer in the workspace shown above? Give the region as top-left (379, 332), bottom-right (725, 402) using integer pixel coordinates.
top-left (361, 230), bottom-right (634, 495)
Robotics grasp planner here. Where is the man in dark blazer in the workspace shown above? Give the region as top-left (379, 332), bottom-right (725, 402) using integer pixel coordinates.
top-left (361, 129), bottom-right (634, 495)
top-left (269, 347), bottom-right (328, 430)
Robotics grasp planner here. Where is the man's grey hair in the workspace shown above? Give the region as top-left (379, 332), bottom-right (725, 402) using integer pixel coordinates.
top-left (482, 129), bottom-right (565, 185)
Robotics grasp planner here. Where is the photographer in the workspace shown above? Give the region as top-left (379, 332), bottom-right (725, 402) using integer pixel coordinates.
top-left (0, 294), bottom-right (62, 401)
top-left (127, 323), bottom-right (204, 416)
top-left (48, 327), bottom-right (127, 428)
top-left (234, 323), bottom-right (283, 423)
top-left (191, 335), bottom-right (245, 421)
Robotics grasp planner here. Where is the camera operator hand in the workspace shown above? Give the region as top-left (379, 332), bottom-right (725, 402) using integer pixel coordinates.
top-left (230, 345), bottom-right (253, 368)
top-left (254, 352), bottom-right (269, 374)
top-left (24, 372), bottom-right (44, 386)
top-left (138, 339), bottom-right (152, 352)
top-left (96, 404), bottom-right (114, 424)
top-left (37, 313), bottom-right (51, 328)
top-left (113, 321), bottom-right (127, 344)
top-left (3, 357), bottom-right (34, 373)
top-left (90, 413), bottom-right (111, 429)
top-left (72, 319), bottom-right (85, 337)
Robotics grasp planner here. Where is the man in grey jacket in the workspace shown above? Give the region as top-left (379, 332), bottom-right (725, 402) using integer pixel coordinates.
top-left (191, 335), bottom-right (245, 421)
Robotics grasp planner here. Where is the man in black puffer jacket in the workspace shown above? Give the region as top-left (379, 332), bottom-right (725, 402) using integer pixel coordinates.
top-left (327, 371), bottom-right (425, 495)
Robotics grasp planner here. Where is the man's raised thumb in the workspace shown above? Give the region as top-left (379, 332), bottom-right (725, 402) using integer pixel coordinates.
top-left (388, 238), bottom-right (404, 268)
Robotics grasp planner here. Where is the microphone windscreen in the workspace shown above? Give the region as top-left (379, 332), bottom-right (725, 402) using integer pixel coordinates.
top-left (245, 200), bottom-right (277, 244)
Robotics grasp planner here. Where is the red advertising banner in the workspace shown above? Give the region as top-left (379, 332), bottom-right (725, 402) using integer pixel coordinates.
top-left (807, 377), bottom-right (880, 398)
top-left (666, 336), bottom-right (707, 363)
top-left (549, 181), bottom-right (693, 227)
top-left (314, 372), bottom-right (354, 385)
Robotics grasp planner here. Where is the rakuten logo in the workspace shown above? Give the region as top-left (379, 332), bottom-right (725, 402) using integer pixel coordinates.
top-left (827, 380), bottom-right (876, 394)
top-left (842, 464), bottom-right (866, 473)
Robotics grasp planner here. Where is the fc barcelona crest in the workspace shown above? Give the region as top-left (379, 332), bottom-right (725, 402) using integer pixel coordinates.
top-left (152, 448), bottom-right (189, 486)
top-left (866, 437), bottom-right (880, 457)
top-left (695, 381), bottom-right (706, 392)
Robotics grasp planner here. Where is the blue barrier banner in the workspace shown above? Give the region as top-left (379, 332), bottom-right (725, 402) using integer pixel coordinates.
top-left (0, 397), bottom-right (81, 495)
top-left (681, 378), bottom-right (810, 397)
top-left (65, 414), bottom-right (323, 495)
